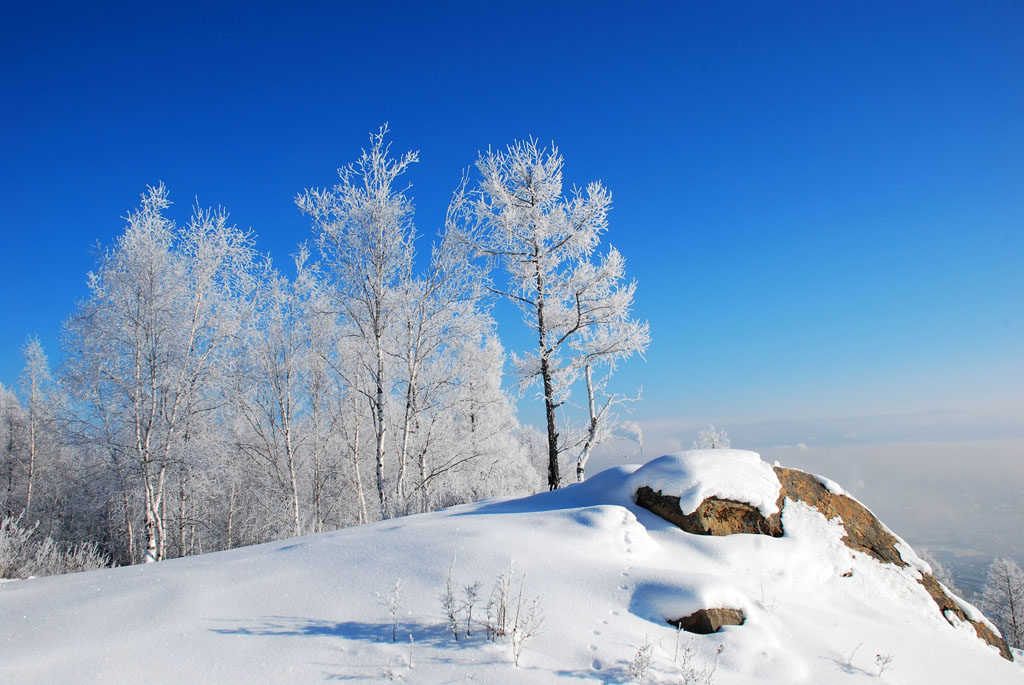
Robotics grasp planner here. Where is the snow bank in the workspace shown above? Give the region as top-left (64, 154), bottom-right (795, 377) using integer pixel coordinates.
top-left (626, 449), bottom-right (782, 518)
top-left (1, 453), bottom-right (1019, 683)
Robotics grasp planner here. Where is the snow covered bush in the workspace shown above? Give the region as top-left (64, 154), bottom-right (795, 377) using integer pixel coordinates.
top-left (674, 631), bottom-right (724, 685)
top-left (510, 582), bottom-right (543, 667)
top-left (0, 515), bottom-right (109, 579)
top-left (375, 578), bottom-right (404, 642)
top-left (629, 635), bottom-right (654, 678)
top-left (439, 558), bottom-right (542, 665)
top-left (693, 424), bottom-right (731, 449)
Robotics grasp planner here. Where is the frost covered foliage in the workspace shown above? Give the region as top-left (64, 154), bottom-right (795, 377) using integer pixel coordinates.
top-left (693, 424), bottom-right (731, 449)
top-left (0, 127), bottom-right (540, 568)
top-left (0, 516), bottom-right (108, 579)
top-left (462, 139), bottom-right (649, 489)
top-left (983, 557), bottom-right (1024, 649)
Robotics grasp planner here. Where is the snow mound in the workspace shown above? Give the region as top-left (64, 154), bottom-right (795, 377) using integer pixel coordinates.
top-left (1, 452), bottom-right (1020, 683)
top-left (626, 449), bottom-right (782, 517)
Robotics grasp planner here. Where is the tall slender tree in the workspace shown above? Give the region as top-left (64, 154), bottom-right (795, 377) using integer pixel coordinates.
top-left (297, 125), bottom-right (418, 519)
top-left (18, 336), bottom-right (55, 516)
top-left (464, 139), bottom-right (647, 489)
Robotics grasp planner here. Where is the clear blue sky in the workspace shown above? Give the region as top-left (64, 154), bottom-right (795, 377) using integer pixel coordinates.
top-left (2, 1), bottom-right (1022, 467)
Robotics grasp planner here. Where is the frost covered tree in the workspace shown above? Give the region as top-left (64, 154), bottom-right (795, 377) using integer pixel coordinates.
top-left (63, 184), bottom-right (255, 562)
top-left (229, 257), bottom-right (308, 538)
top-left (297, 126), bottom-right (418, 520)
top-left (982, 557), bottom-right (1024, 649)
top-left (464, 139), bottom-right (647, 489)
top-left (18, 336), bottom-right (56, 517)
top-left (693, 424), bottom-right (731, 449)
top-left (0, 384), bottom-right (25, 519)
top-left (567, 247), bottom-right (649, 481)
top-left (386, 206), bottom-right (503, 509)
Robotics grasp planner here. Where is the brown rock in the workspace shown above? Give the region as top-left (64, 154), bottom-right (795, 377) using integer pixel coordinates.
top-left (634, 486), bottom-right (782, 537)
top-left (669, 607), bottom-right (746, 634)
top-left (633, 465), bottom-right (1013, 660)
top-left (918, 573), bottom-right (1012, 661)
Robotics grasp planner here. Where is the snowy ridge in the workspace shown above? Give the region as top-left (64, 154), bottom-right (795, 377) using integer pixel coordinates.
top-left (1, 454), bottom-right (1020, 683)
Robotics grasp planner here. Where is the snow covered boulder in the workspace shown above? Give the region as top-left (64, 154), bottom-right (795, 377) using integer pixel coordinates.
top-left (669, 607), bottom-right (746, 634)
top-left (629, 450), bottom-right (1013, 661)
top-left (630, 450), bottom-right (785, 537)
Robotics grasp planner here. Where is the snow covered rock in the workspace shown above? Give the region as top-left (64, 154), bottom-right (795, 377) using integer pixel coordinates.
top-left (670, 607), bottom-right (746, 634)
top-left (631, 450), bottom-right (1013, 660)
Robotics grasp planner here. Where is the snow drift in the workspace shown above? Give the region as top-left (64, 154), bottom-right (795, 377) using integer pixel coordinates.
top-left (2, 450), bottom-right (1020, 683)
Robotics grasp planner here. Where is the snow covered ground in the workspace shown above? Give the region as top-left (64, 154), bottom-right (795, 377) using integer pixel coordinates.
top-left (2, 450), bottom-right (1021, 683)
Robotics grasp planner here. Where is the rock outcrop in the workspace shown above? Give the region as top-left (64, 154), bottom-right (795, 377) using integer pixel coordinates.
top-left (669, 607), bottom-right (746, 634)
top-left (635, 465), bottom-right (1013, 661)
top-left (634, 488), bottom-right (783, 537)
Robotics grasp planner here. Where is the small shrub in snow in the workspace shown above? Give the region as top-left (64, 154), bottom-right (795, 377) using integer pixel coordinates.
top-left (375, 578), bottom-right (404, 642)
top-left (629, 635), bottom-right (654, 679)
top-left (510, 578), bottom-right (543, 667)
top-left (484, 562), bottom-right (514, 640)
top-left (875, 653), bottom-right (894, 677)
top-left (463, 580), bottom-right (481, 637)
top-left (441, 557), bottom-right (543, 665)
top-left (0, 515), bottom-right (109, 579)
top-left (674, 629), bottom-right (723, 685)
top-left (440, 557), bottom-right (461, 640)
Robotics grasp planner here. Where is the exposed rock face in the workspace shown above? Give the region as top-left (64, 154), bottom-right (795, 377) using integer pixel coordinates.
top-left (634, 487), bottom-right (783, 537)
top-left (918, 573), bottom-right (1011, 661)
top-left (669, 607), bottom-right (746, 634)
top-left (772, 468), bottom-right (907, 567)
top-left (635, 465), bottom-right (1013, 661)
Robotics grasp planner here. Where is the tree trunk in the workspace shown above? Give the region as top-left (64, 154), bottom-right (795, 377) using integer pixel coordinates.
top-left (310, 387), bottom-right (323, 534)
top-left (25, 409), bottom-right (36, 516)
top-left (144, 484), bottom-right (158, 564)
top-left (397, 382), bottom-right (415, 502)
top-left (541, 358), bottom-right (560, 490)
top-left (534, 247), bottom-right (560, 490)
top-left (226, 479), bottom-right (236, 549)
top-left (178, 465), bottom-right (187, 557)
top-left (350, 400), bottom-right (368, 525)
top-left (374, 338), bottom-right (389, 519)
top-left (284, 408), bottom-right (301, 538)
top-left (577, 365), bottom-right (598, 483)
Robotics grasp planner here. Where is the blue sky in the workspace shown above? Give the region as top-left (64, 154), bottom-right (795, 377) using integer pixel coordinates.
top-left (2, 0), bottom-right (1022, 519)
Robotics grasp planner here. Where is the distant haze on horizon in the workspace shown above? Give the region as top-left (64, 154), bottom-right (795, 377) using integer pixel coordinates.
top-left (2, 3), bottom-right (1021, 575)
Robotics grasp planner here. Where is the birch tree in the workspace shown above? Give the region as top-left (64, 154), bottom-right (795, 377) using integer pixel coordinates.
top-left (297, 125), bottom-right (418, 520)
top-left (230, 258), bottom-right (308, 537)
top-left (18, 336), bottom-right (56, 516)
top-left (63, 184), bottom-right (254, 562)
top-left (0, 385), bottom-right (25, 519)
top-left (465, 139), bottom-right (647, 489)
top-left (568, 247), bottom-right (649, 481)
top-left (388, 204), bottom-right (491, 506)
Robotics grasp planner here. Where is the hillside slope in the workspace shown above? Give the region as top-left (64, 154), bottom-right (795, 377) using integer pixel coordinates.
top-left (2, 450), bottom-right (1020, 683)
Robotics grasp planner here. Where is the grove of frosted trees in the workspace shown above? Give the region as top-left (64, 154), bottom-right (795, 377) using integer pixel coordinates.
top-left (0, 128), bottom-right (648, 570)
